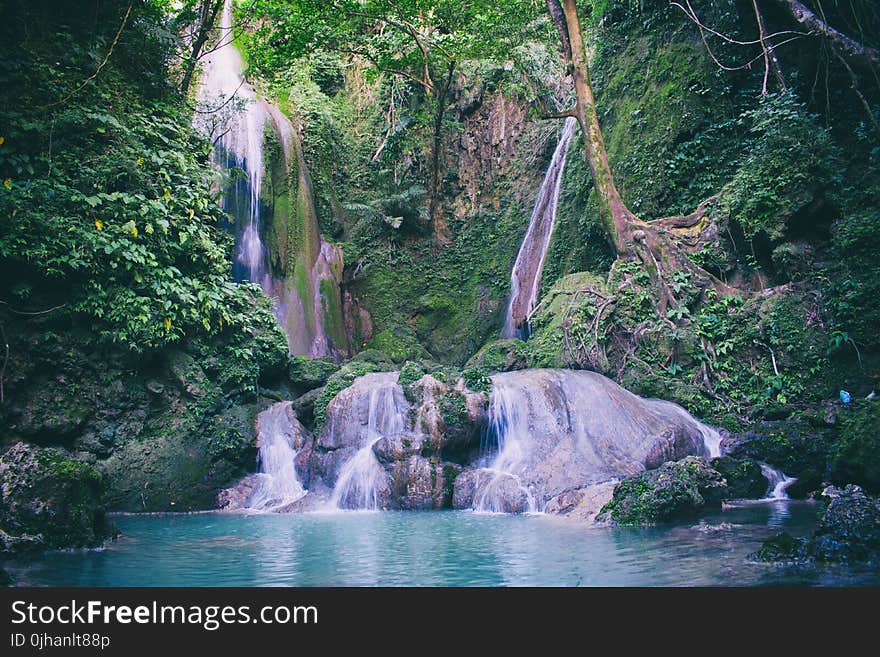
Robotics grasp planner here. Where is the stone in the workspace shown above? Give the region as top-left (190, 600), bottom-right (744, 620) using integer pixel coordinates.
top-left (598, 456), bottom-right (728, 526)
top-left (0, 443), bottom-right (114, 553)
top-left (711, 456), bottom-right (769, 499)
top-left (545, 482), bottom-right (617, 523)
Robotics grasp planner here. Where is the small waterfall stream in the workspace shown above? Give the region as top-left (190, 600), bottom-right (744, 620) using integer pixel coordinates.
top-left (501, 117), bottom-right (577, 339)
top-left (329, 373), bottom-right (408, 510)
top-left (760, 463), bottom-right (797, 500)
top-left (243, 402), bottom-right (307, 511)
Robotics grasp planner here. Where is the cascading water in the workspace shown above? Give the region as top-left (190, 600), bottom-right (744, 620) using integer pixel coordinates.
top-left (329, 373), bottom-right (408, 510)
top-left (468, 369), bottom-right (723, 513)
top-left (232, 402), bottom-right (307, 511)
top-left (760, 463), bottom-right (797, 500)
top-left (195, 0), bottom-right (270, 284)
top-left (501, 117), bottom-right (577, 339)
top-left (194, 0), bottom-right (346, 358)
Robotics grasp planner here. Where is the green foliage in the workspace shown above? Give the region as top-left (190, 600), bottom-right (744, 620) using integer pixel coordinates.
top-left (462, 367), bottom-right (492, 393)
top-left (0, 0), bottom-right (281, 353)
top-left (719, 92), bottom-right (840, 242)
top-left (398, 360), bottom-right (426, 387)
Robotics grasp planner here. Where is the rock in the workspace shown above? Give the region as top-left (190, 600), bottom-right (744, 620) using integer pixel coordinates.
top-left (459, 369), bottom-right (715, 511)
top-left (807, 485), bottom-right (880, 563)
top-left (597, 456), bottom-right (728, 526)
top-left (754, 531), bottom-right (804, 562)
top-left (288, 356), bottom-right (340, 393)
top-left (452, 469), bottom-right (531, 512)
top-left (0, 443), bottom-right (114, 553)
top-left (545, 482), bottom-right (617, 523)
top-left (406, 375), bottom-right (485, 461)
top-left (711, 456), bottom-right (769, 499)
top-left (291, 386), bottom-right (323, 427)
top-left (645, 428), bottom-right (708, 470)
top-left (755, 485), bottom-right (880, 564)
top-left (217, 474), bottom-right (260, 510)
top-left (387, 457), bottom-right (459, 510)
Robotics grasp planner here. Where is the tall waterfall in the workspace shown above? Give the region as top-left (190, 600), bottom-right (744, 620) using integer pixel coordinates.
top-left (329, 373), bottom-right (408, 510)
top-left (243, 402), bottom-right (307, 511)
top-left (501, 117), bottom-right (577, 339)
top-left (195, 0), bottom-right (270, 284)
top-left (194, 0), bottom-right (346, 358)
top-left (469, 369), bottom-right (723, 512)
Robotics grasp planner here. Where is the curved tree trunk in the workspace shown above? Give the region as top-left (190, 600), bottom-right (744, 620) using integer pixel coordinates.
top-left (546, 0), bottom-right (736, 313)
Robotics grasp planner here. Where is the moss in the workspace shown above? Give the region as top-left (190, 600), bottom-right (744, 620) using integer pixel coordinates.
top-left (289, 355), bottom-right (340, 391)
top-left (365, 326), bottom-right (431, 364)
top-left (312, 361), bottom-right (383, 430)
top-left (832, 402), bottom-right (880, 494)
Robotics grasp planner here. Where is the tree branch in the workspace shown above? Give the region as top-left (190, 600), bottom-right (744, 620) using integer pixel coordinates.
top-left (774, 0), bottom-right (880, 66)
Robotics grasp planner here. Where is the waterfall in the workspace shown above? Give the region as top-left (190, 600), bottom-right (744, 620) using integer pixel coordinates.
top-left (243, 402), bottom-right (307, 511)
top-left (501, 117), bottom-right (577, 339)
top-left (467, 369), bottom-right (723, 512)
top-left (194, 0), bottom-right (346, 359)
top-left (760, 463), bottom-right (797, 500)
top-left (195, 0), bottom-right (270, 284)
top-left (329, 373), bottom-right (408, 510)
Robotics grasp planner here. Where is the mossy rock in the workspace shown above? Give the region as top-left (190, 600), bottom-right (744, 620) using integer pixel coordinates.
top-left (288, 356), bottom-right (340, 392)
top-left (711, 456), bottom-right (768, 500)
top-left (831, 401), bottom-right (880, 494)
top-left (527, 272), bottom-right (609, 369)
top-left (0, 443), bottom-right (114, 553)
top-left (365, 327), bottom-right (432, 364)
top-left (598, 456), bottom-right (728, 526)
top-left (465, 339), bottom-right (529, 373)
top-left (312, 361), bottom-right (383, 431)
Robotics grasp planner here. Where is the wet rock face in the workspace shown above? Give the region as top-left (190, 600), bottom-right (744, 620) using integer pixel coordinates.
top-left (756, 485), bottom-right (880, 564)
top-left (301, 372), bottom-right (482, 510)
top-left (0, 443), bottom-right (114, 554)
top-left (452, 469), bottom-right (531, 513)
top-left (544, 482), bottom-right (617, 523)
top-left (597, 456), bottom-right (728, 526)
top-left (453, 369), bottom-right (717, 512)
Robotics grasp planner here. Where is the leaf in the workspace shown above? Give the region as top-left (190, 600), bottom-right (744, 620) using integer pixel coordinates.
top-left (95, 219), bottom-right (103, 230)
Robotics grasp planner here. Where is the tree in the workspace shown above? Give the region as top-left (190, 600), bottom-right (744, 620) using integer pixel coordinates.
top-left (244, 0), bottom-right (537, 244)
top-left (544, 0), bottom-right (734, 315)
top-left (178, 0), bottom-right (226, 97)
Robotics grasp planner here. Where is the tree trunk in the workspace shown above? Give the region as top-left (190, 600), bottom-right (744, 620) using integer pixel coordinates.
top-left (558, 0), bottom-right (639, 255)
top-left (428, 60), bottom-right (456, 245)
top-left (546, 0), bottom-right (736, 313)
top-left (180, 0), bottom-right (224, 97)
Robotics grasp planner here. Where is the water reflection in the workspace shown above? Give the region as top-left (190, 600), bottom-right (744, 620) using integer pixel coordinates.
top-left (10, 504), bottom-right (880, 587)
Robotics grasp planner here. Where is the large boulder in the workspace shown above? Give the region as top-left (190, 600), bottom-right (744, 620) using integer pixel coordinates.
top-left (454, 369), bottom-right (718, 511)
top-left (0, 443), bottom-right (114, 553)
top-left (597, 456), bottom-right (728, 526)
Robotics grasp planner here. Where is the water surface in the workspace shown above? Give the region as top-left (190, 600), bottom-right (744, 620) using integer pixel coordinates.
top-left (11, 503), bottom-right (879, 586)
